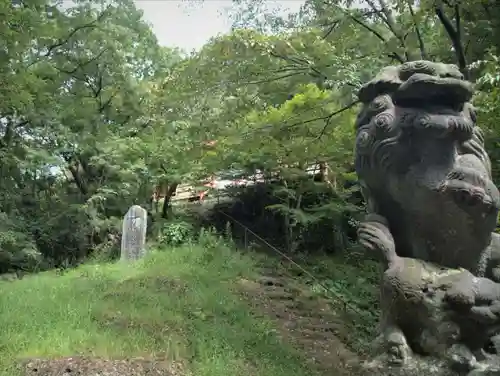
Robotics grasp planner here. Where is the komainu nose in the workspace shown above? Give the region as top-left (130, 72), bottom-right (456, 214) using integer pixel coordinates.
top-left (401, 111), bottom-right (474, 142)
top-left (446, 115), bottom-right (474, 143)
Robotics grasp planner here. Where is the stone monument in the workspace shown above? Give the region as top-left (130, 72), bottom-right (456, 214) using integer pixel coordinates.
top-left (120, 205), bottom-right (148, 261)
top-left (354, 60), bottom-right (500, 375)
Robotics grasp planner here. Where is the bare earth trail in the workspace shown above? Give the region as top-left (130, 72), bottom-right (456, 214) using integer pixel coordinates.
top-left (22, 357), bottom-right (186, 376)
top-left (238, 265), bottom-right (363, 376)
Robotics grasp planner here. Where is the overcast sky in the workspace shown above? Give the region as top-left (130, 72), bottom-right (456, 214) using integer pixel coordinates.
top-left (134, 0), bottom-right (305, 51)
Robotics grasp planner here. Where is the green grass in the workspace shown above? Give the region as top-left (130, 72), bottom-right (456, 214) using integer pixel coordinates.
top-left (0, 235), bottom-right (318, 376)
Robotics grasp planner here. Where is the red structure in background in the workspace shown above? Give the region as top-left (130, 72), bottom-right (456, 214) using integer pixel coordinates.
top-left (151, 140), bottom-right (334, 204)
top-left (151, 140), bottom-right (218, 203)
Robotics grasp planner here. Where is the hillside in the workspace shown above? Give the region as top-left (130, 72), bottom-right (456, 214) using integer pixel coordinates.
top-left (0, 2), bottom-right (499, 376)
top-left (0, 234), bottom-right (379, 376)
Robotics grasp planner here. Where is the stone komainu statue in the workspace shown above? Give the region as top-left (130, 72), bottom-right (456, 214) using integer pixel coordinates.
top-left (354, 61), bottom-right (500, 375)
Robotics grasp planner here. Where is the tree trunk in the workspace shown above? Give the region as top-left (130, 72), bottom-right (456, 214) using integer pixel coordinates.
top-left (161, 183), bottom-right (179, 219)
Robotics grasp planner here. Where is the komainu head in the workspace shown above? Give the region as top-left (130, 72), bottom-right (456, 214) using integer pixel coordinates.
top-left (354, 61), bottom-right (500, 266)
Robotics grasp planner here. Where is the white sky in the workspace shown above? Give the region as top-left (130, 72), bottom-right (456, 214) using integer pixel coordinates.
top-left (134, 0), bottom-right (305, 51)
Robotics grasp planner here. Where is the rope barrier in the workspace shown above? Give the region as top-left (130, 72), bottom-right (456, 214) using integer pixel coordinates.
top-left (216, 209), bottom-right (370, 317)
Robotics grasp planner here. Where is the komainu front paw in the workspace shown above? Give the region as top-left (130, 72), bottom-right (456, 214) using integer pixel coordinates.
top-left (357, 214), bottom-right (397, 264)
top-left (491, 267), bottom-right (500, 283)
top-left (385, 329), bottom-right (412, 365)
top-left (446, 344), bottom-right (477, 372)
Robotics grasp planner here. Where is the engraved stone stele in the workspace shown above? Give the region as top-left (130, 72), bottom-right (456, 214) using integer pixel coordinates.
top-left (120, 205), bottom-right (148, 261)
top-left (354, 61), bottom-right (500, 375)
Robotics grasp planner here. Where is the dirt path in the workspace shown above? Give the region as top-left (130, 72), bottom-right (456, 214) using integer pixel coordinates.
top-left (238, 266), bottom-right (364, 376)
top-left (22, 357), bottom-right (186, 376)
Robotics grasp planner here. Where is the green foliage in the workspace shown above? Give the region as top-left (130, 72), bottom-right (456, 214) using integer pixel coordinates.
top-left (2, 0), bottom-right (500, 273)
top-left (0, 0), bottom-right (183, 270)
top-left (471, 53), bottom-right (500, 232)
top-left (0, 212), bottom-right (42, 273)
top-left (158, 219), bottom-right (196, 247)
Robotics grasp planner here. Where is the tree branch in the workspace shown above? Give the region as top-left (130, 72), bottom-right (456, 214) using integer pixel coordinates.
top-left (406, 0), bottom-right (427, 59)
top-left (270, 51), bottom-right (328, 80)
top-left (378, 0), bottom-right (410, 57)
top-left (245, 72), bottom-right (305, 85)
top-left (435, 1), bottom-right (468, 78)
top-left (42, 7), bottom-right (111, 59)
top-left (322, 0), bottom-right (405, 63)
top-left (315, 100), bottom-right (360, 139)
top-left (52, 48), bottom-right (109, 75)
top-left (323, 20), bottom-right (339, 39)
top-left (242, 100), bottom-right (360, 138)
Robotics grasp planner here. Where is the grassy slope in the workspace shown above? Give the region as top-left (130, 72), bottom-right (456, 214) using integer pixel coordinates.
top-left (0, 238), bottom-right (319, 376)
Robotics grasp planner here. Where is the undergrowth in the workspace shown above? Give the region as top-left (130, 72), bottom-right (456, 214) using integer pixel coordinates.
top-left (276, 249), bottom-right (381, 354)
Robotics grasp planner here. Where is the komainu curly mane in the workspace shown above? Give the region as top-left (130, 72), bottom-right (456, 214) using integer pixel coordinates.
top-left (354, 60), bottom-right (499, 273)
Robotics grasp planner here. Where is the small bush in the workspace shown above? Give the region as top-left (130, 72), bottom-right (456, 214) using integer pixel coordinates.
top-left (158, 219), bottom-right (196, 246)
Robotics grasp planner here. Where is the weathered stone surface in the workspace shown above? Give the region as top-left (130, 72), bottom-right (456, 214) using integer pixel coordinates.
top-left (354, 61), bottom-right (500, 375)
top-left (120, 205), bottom-right (148, 261)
